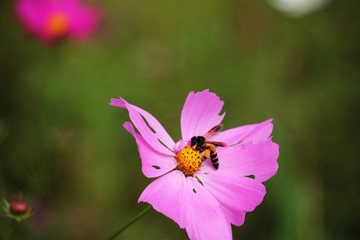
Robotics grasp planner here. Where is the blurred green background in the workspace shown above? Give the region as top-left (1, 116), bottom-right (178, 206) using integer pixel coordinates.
top-left (1, 0), bottom-right (359, 239)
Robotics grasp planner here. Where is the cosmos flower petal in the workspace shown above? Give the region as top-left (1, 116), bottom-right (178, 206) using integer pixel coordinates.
top-left (123, 122), bottom-right (177, 178)
top-left (110, 97), bottom-right (175, 155)
top-left (216, 139), bottom-right (279, 182)
top-left (197, 170), bottom-right (266, 218)
top-left (16, 0), bottom-right (45, 32)
top-left (67, 0), bottom-right (102, 39)
top-left (220, 206), bottom-right (246, 226)
top-left (180, 90), bottom-right (225, 141)
top-left (210, 119), bottom-right (273, 146)
top-left (138, 171), bottom-right (232, 239)
top-left (138, 170), bottom-right (189, 228)
top-left (185, 177), bottom-right (232, 240)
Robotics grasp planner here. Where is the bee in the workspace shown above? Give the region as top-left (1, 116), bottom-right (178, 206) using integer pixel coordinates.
top-left (190, 125), bottom-right (227, 169)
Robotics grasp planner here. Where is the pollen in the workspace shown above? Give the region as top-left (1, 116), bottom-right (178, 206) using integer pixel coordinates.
top-left (46, 13), bottom-right (69, 37)
top-left (176, 146), bottom-right (202, 175)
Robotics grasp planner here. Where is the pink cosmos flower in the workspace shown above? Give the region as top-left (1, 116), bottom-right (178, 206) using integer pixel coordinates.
top-left (110, 90), bottom-right (279, 240)
top-left (15, 0), bottom-right (102, 43)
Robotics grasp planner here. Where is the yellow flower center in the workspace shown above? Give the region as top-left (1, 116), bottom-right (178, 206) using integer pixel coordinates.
top-left (176, 146), bottom-right (202, 175)
top-left (47, 13), bottom-right (69, 37)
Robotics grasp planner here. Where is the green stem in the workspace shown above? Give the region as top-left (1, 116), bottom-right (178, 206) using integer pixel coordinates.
top-left (107, 205), bottom-right (152, 240)
top-left (7, 222), bottom-right (17, 240)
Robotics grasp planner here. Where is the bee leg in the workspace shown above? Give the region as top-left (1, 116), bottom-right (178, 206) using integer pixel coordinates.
top-left (200, 149), bottom-right (211, 162)
top-left (204, 149), bottom-right (211, 158)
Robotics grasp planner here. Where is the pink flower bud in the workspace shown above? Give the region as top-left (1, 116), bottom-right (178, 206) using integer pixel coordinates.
top-left (10, 200), bottom-right (29, 215)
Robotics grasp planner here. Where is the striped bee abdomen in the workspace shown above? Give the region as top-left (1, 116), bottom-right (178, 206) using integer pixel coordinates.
top-left (210, 152), bottom-right (219, 169)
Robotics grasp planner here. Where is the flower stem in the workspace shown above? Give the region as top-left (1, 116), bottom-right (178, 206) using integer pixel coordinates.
top-left (107, 205), bottom-right (152, 240)
top-left (7, 222), bottom-right (17, 240)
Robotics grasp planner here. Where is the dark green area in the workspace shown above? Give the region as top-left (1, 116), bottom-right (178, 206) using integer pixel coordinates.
top-left (1, 0), bottom-right (359, 239)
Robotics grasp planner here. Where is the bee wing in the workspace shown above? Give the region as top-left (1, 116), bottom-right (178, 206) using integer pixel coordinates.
top-left (208, 141), bottom-right (228, 147)
top-left (204, 124), bottom-right (223, 138)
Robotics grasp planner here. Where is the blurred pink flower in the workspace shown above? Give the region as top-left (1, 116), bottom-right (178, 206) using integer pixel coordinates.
top-left (110, 90), bottom-right (279, 240)
top-left (15, 0), bottom-right (102, 43)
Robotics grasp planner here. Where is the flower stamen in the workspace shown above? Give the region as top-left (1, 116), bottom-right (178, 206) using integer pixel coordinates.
top-left (176, 146), bottom-right (202, 175)
top-left (46, 12), bottom-right (69, 36)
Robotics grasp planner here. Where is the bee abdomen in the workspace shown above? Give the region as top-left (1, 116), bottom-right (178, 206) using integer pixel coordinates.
top-left (210, 153), bottom-right (219, 169)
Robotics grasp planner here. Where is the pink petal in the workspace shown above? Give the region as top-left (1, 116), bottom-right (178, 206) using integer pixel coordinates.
top-left (138, 171), bottom-right (190, 228)
top-left (196, 171), bottom-right (266, 226)
top-left (67, 1), bottom-right (102, 39)
top-left (216, 139), bottom-right (279, 182)
top-left (110, 97), bottom-right (175, 155)
top-left (220, 206), bottom-right (246, 226)
top-left (123, 122), bottom-right (177, 178)
top-left (210, 119), bottom-right (274, 146)
top-left (139, 171), bottom-right (232, 240)
top-left (180, 90), bottom-right (225, 141)
top-left (15, 0), bottom-right (46, 34)
top-left (185, 177), bottom-right (232, 240)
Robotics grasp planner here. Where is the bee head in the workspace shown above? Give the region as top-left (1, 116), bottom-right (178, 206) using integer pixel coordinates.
top-left (190, 136), bottom-right (205, 149)
top-left (197, 136), bottom-right (205, 145)
top-left (190, 136), bottom-right (197, 147)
